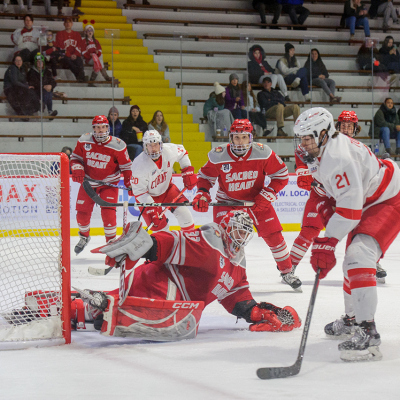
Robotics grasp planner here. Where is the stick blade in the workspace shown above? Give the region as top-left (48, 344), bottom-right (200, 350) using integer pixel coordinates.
top-left (257, 360), bottom-right (301, 380)
top-left (88, 266), bottom-right (113, 276)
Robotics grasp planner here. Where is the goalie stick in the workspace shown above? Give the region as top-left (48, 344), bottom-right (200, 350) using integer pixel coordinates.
top-left (82, 180), bottom-right (254, 208)
top-left (256, 269), bottom-right (320, 380)
top-left (88, 188), bottom-right (187, 276)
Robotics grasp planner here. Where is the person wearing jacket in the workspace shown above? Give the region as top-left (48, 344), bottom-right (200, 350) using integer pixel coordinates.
top-left (27, 53), bottom-right (57, 119)
top-left (248, 44), bottom-right (290, 101)
top-left (252, 0), bottom-right (282, 29)
top-left (224, 73), bottom-right (247, 119)
top-left (379, 35), bottom-right (400, 73)
top-left (277, 42), bottom-right (310, 100)
top-left (148, 110), bottom-right (171, 143)
top-left (203, 82), bottom-right (234, 136)
top-left (341, 0), bottom-right (370, 40)
top-left (369, 0), bottom-right (399, 32)
top-left (373, 98), bottom-right (400, 155)
top-left (304, 48), bottom-right (341, 105)
top-left (120, 105), bottom-right (148, 159)
top-left (257, 76), bottom-right (300, 137)
top-left (278, 0), bottom-right (309, 28)
top-left (3, 54), bottom-right (40, 118)
top-left (107, 106), bottom-right (122, 138)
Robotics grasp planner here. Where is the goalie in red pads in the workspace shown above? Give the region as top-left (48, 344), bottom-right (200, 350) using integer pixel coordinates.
top-left (70, 211), bottom-right (301, 341)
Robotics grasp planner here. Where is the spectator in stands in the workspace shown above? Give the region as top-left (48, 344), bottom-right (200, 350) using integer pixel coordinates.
top-left (203, 82), bottom-right (234, 137)
top-left (252, 0), bottom-right (282, 29)
top-left (108, 106), bottom-right (122, 138)
top-left (369, 0), bottom-right (399, 32)
top-left (277, 42), bottom-right (310, 101)
top-left (57, 0), bottom-right (84, 16)
top-left (241, 81), bottom-right (269, 136)
top-left (81, 25), bottom-right (112, 87)
top-left (54, 17), bottom-right (85, 82)
top-left (3, 0), bottom-right (27, 13)
top-left (27, 53), bottom-right (57, 120)
top-left (248, 44), bottom-right (290, 101)
top-left (42, 30), bottom-right (65, 80)
top-left (341, 0), bottom-right (370, 41)
top-left (257, 76), bottom-right (300, 137)
top-left (121, 105), bottom-right (148, 159)
top-left (148, 110), bottom-right (171, 143)
top-left (304, 48), bottom-right (341, 105)
top-left (3, 54), bottom-right (40, 119)
top-left (278, 0), bottom-right (309, 29)
top-left (357, 41), bottom-right (389, 82)
top-left (374, 98), bottom-right (400, 155)
top-left (225, 73), bottom-right (247, 119)
top-left (379, 36), bottom-right (400, 73)
top-left (11, 14), bottom-right (43, 65)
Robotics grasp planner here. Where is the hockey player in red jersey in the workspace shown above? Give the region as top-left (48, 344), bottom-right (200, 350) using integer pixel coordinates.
top-left (70, 115), bottom-right (132, 255)
top-left (70, 211), bottom-right (301, 339)
top-left (293, 107), bottom-right (400, 361)
top-left (129, 130), bottom-right (196, 232)
top-left (192, 119), bottom-right (301, 290)
top-left (290, 110), bottom-right (387, 281)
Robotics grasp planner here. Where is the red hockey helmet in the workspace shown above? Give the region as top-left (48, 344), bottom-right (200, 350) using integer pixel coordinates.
top-left (92, 115), bottom-right (110, 142)
top-left (220, 210), bottom-right (254, 258)
top-left (336, 110), bottom-right (360, 137)
top-left (229, 119), bottom-right (253, 155)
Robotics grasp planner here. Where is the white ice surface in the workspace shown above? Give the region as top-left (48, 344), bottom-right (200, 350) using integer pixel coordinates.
top-left (1, 233), bottom-right (400, 400)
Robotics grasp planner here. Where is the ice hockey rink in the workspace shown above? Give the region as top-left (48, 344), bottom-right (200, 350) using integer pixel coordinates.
top-left (1, 232), bottom-right (399, 400)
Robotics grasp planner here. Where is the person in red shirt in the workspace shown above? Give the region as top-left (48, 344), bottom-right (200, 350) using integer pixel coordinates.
top-left (81, 25), bottom-right (112, 86)
top-left (70, 115), bottom-right (132, 255)
top-left (54, 17), bottom-right (85, 82)
top-left (192, 119), bottom-right (301, 290)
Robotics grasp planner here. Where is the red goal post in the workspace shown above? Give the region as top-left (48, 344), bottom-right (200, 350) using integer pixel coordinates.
top-left (0, 153), bottom-right (71, 349)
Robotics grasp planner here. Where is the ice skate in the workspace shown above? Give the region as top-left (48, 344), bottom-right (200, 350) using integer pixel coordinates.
top-left (74, 233), bottom-right (91, 255)
top-left (281, 271), bottom-right (302, 292)
top-left (376, 263), bottom-right (387, 284)
top-left (339, 321), bottom-right (382, 362)
top-left (325, 314), bottom-right (355, 338)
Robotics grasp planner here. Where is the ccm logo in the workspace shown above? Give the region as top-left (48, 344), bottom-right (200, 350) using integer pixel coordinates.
top-left (172, 302), bottom-right (200, 309)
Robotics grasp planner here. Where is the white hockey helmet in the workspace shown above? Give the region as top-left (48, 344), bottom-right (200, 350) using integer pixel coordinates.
top-left (293, 107), bottom-right (335, 162)
top-left (143, 130), bottom-right (163, 160)
top-left (92, 115), bottom-right (110, 142)
top-left (220, 210), bottom-right (254, 258)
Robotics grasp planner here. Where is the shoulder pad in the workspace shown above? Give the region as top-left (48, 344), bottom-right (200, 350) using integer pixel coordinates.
top-left (200, 223), bottom-right (227, 254)
top-left (208, 144), bottom-right (232, 164)
top-left (248, 142), bottom-right (272, 160)
top-left (78, 132), bottom-right (95, 143)
top-left (105, 137), bottom-right (127, 151)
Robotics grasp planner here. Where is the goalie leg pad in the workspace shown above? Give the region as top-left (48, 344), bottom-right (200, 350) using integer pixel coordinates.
top-left (91, 221), bottom-right (154, 261)
top-left (101, 295), bottom-right (205, 341)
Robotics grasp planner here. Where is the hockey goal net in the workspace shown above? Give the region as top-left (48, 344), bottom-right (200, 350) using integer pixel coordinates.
top-left (0, 153), bottom-right (71, 349)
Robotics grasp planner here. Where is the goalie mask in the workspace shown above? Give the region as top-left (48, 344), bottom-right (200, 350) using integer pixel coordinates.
top-left (92, 115), bottom-right (110, 142)
top-left (293, 107), bottom-right (335, 163)
top-left (229, 119), bottom-right (253, 156)
top-left (220, 211), bottom-right (254, 258)
top-left (336, 110), bottom-right (360, 138)
top-left (143, 130), bottom-right (163, 160)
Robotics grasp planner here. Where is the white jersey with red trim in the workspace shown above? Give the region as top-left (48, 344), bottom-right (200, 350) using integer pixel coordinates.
top-left (197, 143), bottom-right (288, 202)
top-left (131, 143), bottom-right (191, 203)
top-left (309, 133), bottom-right (400, 241)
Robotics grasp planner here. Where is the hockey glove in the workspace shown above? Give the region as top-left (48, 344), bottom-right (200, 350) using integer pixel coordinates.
top-left (192, 189), bottom-right (211, 213)
top-left (251, 187), bottom-right (277, 213)
top-left (123, 172), bottom-right (132, 194)
top-left (249, 302), bottom-right (301, 332)
top-left (296, 168), bottom-right (313, 191)
top-left (71, 164), bottom-right (85, 183)
top-left (181, 166), bottom-right (197, 190)
top-left (310, 237), bottom-right (339, 279)
top-left (143, 206), bottom-right (168, 231)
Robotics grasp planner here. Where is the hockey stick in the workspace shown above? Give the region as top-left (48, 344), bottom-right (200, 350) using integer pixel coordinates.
top-left (84, 177), bottom-right (130, 191)
top-left (256, 269), bottom-right (321, 380)
top-left (82, 180), bottom-right (254, 208)
top-left (88, 188), bottom-right (187, 276)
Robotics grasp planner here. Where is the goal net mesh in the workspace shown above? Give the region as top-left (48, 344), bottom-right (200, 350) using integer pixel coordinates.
top-left (0, 154), bottom-right (69, 344)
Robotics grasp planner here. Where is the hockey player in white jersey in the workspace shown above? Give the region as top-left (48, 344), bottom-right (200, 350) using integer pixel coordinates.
top-left (293, 107), bottom-right (400, 362)
top-left (129, 130), bottom-right (196, 232)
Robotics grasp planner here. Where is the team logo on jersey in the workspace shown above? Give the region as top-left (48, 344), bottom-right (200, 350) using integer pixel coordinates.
top-left (219, 256), bottom-right (225, 268)
top-left (214, 147), bottom-right (223, 153)
top-left (214, 229), bottom-right (221, 238)
top-left (256, 143), bottom-right (264, 149)
top-left (221, 163), bottom-right (231, 173)
top-left (84, 143), bottom-right (91, 151)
